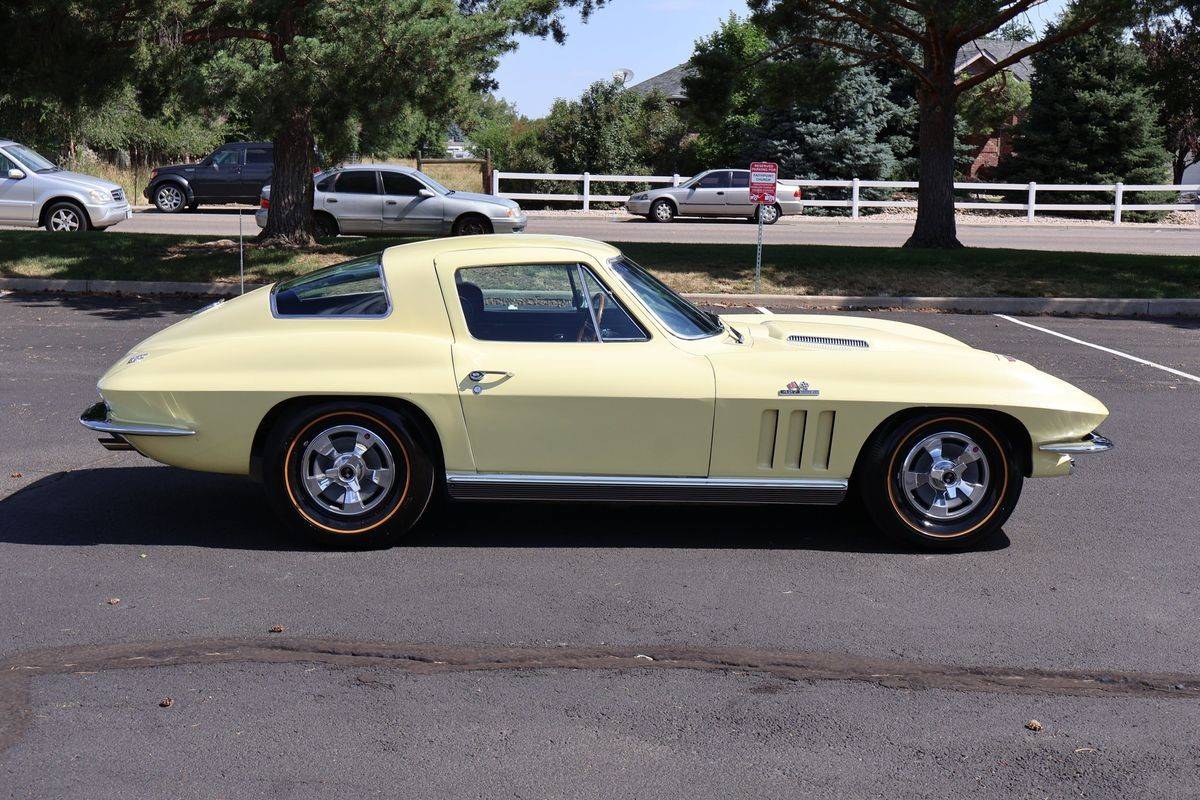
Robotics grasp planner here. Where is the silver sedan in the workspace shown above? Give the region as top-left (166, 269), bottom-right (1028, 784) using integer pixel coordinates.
top-left (626, 169), bottom-right (802, 224)
top-left (256, 164), bottom-right (526, 237)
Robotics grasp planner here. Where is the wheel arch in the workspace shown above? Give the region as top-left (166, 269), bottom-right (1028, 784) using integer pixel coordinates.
top-left (651, 195), bottom-right (679, 213)
top-left (850, 406), bottom-right (1034, 482)
top-left (249, 395), bottom-right (445, 483)
top-left (38, 196), bottom-right (91, 228)
top-left (313, 209), bottom-right (339, 234)
top-left (149, 176), bottom-right (194, 202)
top-left (452, 211), bottom-right (493, 234)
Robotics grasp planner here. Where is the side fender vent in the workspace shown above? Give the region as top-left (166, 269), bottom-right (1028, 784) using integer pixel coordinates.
top-left (787, 335), bottom-right (869, 349)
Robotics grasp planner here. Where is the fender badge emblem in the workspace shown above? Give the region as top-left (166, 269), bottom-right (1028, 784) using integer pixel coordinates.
top-left (779, 380), bottom-right (819, 397)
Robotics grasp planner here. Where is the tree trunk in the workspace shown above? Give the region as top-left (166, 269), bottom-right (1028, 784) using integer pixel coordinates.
top-left (259, 107), bottom-right (316, 247)
top-left (904, 85), bottom-right (963, 249)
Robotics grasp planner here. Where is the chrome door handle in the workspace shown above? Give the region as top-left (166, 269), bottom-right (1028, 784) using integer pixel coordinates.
top-left (327, 198), bottom-right (338, 203)
top-left (468, 370), bottom-right (511, 382)
top-left (385, 200), bottom-right (397, 205)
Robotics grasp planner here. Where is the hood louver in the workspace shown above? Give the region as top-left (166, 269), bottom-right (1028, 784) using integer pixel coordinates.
top-left (786, 334), bottom-right (869, 350)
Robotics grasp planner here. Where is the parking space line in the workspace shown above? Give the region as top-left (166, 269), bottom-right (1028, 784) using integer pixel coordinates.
top-left (754, 306), bottom-right (773, 315)
top-left (995, 314), bottom-right (1200, 384)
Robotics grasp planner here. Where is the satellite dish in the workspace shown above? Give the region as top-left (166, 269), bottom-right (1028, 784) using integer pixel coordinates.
top-left (613, 68), bottom-right (634, 85)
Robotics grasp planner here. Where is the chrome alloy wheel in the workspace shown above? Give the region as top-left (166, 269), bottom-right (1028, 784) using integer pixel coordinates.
top-left (898, 431), bottom-right (990, 521)
top-left (652, 201), bottom-right (674, 221)
top-left (156, 185), bottom-right (184, 211)
top-left (49, 207), bottom-right (82, 231)
top-left (299, 424), bottom-right (396, 516)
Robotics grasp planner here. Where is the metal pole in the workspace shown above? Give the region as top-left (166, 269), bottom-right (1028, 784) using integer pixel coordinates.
top-left (238, 208), bottom-right (245, 295)
top-left (754, 207), bottom-right (764, 295)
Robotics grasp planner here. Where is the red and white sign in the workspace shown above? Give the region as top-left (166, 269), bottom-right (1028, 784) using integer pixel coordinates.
top-left (749, 161), bottom-right (778, 205)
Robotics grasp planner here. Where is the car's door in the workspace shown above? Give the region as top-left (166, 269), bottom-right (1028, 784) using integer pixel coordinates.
top-left (239, 145), bottom-right (273, 201)
top-left (323, 169), bottom-right (383, 234)
top-left (190, 146), bottom-right (242, 201)
top-left (679, 170), bottom-right (731, 215)
top-left (380, 171), bottom-right (443, 234)
top-left (725, 170), bottom-right (756, 215)
top-left (0, 150), bottom-right (35, 223)
top-left (439, 254), bottom-right (715, 476)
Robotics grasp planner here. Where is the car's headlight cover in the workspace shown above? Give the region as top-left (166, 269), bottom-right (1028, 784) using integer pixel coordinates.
top-left (88, 188), bottom-right (110, 204)
top-left (632, 193), bottom-right (649, 201)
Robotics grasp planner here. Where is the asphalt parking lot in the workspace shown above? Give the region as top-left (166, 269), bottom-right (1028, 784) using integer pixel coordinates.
top-left (95, 206), bottom-right (1200, 255)
top-left (1, 292), bottom-right (1198, 798)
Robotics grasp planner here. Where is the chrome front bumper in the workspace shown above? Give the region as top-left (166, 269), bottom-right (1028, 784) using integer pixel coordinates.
top-left (80, 401), bottom-right (194, 451)
top-left (1039, 431), bottom-right (1114, 454)
top-left (85, 203), bottom-right (133, 227)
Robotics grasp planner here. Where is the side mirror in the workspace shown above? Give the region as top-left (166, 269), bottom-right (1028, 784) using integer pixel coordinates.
top-left (418, 188), bottom-right (435, 198)
top-left (7, 168), bottom-right (25, 180)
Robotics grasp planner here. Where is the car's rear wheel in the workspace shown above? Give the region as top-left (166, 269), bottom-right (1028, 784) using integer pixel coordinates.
top-left (857, 413), bottom-right (1023, 550)
top-left (313, 212), bottom-right (339, 239)
top-left (154, 183), bottom-right (187, 213)
top-left (263, 403), bottom-right (436, 548)
top-left (453, 214), bottom-right (493, 236)
top-left (45, 201), bottom-right (89, 232)
top-left (756, 204), bottom-right (781, 225)
top-left (650, 199), bottom-right (675, 223)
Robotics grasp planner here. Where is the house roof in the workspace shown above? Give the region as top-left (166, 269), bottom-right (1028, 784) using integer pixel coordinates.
top-left (629, 37), bottom-right (1034, 104)
top-left (627, 63), bottom-right (694, 101)
top-left (955, 38), bottom-right (1035, 82)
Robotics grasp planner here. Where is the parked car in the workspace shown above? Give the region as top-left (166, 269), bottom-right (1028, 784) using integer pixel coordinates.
top-left (626, 169), bottom-right (803, 223)
top-left (145, 142), bottom-right (275, 213)
top-left (0, 140), bottom-right (131, 232)
top-left (81, 235), bottom-right (1112, 550)
top-left (255, 164), bottom-right (526, 237)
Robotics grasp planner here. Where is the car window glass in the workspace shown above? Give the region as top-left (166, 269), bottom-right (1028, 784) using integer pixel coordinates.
top-left (456, 264), bottom-right (597, 343)
top-left (696, 171), bottom-right (729, 189)
top-left (0, 152), bottom-right (15, 173)
top-left (334, 170), bottom-right (379, 195)
top-left (245, 148), bottom-right (272, 165)
top-left (272, 255), bottom-right (389, 317)
top-left (730, 171), bottom-right (750, 188)
top-left (609, 257), bottom-right (722, 338)
top-left (211, 149), bottom-right (240, 167)
top-left (316, 174), bottom-right (335, 192)
top-left (580, 268), bottom-right (647, 342)
top-left (381, 172), bottom-right (425, 196)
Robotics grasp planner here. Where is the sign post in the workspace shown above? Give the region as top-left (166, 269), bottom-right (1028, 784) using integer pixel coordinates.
top-left (748, 161), bottom-right (778, 294)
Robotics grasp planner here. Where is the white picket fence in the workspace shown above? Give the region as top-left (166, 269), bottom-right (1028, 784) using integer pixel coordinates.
top-left (491, 171), bottom-right (1200, 224)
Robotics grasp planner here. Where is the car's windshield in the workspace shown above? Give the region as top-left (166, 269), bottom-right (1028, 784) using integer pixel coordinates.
top-left (7, 144), bottom-right (58, 173)
top-left (609, 256), bottom-right (723, 339)
top-left (418, 173), bottom-right (453, 195)
top-left (680, 171), bottom-right (709, 189)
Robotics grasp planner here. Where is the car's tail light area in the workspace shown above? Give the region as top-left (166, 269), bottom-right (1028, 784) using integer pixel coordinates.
top-left (260, 198), bottom-right (269, 209)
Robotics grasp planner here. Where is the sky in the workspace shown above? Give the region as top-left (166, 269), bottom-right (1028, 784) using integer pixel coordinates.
top-left (492, 0), bottom-right (1071, 118)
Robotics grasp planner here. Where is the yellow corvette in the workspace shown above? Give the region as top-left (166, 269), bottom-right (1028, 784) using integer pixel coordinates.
top-left (81, 235), bottom-right (1112, 549)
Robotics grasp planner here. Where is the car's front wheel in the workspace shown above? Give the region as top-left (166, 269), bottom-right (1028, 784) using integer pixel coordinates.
top-left (45, 201), bottom-right (89, 232)
top-left (262, 403), bottom-right (437, 548)
top-left (857, 413), bottom-right (1023, 550)
top-left (650, 199), bottom-right (675, 223)
top-left (453, 214), bottom-right (493, 236)
top-left (153, 183), bottom-right (187, 213)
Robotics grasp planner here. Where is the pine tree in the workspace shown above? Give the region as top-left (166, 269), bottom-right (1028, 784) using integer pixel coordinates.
top-left (1007, 20), bottom-right (1170, 195)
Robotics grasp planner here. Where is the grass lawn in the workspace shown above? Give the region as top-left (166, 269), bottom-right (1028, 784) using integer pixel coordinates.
top-left (2, 230), bottom-right (1199, 298)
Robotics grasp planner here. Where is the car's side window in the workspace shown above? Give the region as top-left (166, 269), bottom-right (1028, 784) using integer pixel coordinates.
top-left (334, 170), bottom-right (379, 195)
top-left (456, 264), bottom-right (598, 343)
top-left (0, 152), bottom-right (15, 173)
top-left (244, 147), bottom-right (272, 165)
top-left (381, 172), bottom-right (425, 196)
top-left (210, 149), bottom-right (240, 167)
top-left (696, 171), bottom-right (730, 189)
top-left (579, 267), bottom-right (648, 342)
top-left (730, 171), bottom-right (750, 188)
top-left (316, 174), bottom-right (336, 192)
top-left (272, 255), bottom-right (389, 317)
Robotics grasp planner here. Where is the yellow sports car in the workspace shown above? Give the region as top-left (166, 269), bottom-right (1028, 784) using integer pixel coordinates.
top-left (81, 235), bottom-right (1112, 550)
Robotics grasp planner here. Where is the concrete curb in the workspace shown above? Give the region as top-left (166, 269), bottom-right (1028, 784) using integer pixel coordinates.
top-left (2, 277), bottom-right (1199, 318)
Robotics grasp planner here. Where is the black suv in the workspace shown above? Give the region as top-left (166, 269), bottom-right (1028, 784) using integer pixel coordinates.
top-left (145, 142), bottom-right (273, 213)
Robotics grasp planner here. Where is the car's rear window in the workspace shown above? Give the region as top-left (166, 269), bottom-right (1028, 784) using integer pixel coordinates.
top-left (272, 255), bottom-right (389, 317)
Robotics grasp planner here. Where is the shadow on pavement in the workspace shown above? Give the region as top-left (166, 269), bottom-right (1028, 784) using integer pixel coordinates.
top-left (3, 292), bottom-right (200, 321)
top-left (0, 466), bottom-right (1009, 554)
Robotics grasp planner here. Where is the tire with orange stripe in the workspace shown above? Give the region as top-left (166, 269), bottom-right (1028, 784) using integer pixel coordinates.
top-left (857, 412), bottom-right (1023, 550)
top-left (262, 402), bottom-right (436, 548)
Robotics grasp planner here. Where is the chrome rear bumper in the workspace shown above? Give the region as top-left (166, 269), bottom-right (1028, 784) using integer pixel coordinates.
top-left (1039, 431), bottom-right (1114, 454)
top-left (80, 401), bottom-right (194, 451)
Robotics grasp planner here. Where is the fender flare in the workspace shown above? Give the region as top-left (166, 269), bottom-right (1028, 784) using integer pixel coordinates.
top-left (147, 175), bottom-right (195, 204)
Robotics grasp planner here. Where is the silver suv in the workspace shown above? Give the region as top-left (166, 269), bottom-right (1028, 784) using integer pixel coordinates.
top-left (0, 140), bottom-right (131, 232)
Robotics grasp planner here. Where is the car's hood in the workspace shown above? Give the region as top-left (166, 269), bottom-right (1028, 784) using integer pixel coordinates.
top-left (447, 190), bottom-right (519, 209)
top-left (43, 170), bottom-right (122, 193)
top-left (720, 312), bottom-right (973, 355)
top-left (154, 163), bottom-right (194, 174)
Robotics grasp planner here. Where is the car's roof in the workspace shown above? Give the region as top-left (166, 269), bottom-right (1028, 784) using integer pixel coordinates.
top-left (335, 163), bottom-right (419, 175)
top-left (0, 140), bottom-right (17, 148)
top-left (381, 234), bottom-right (621, 265)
